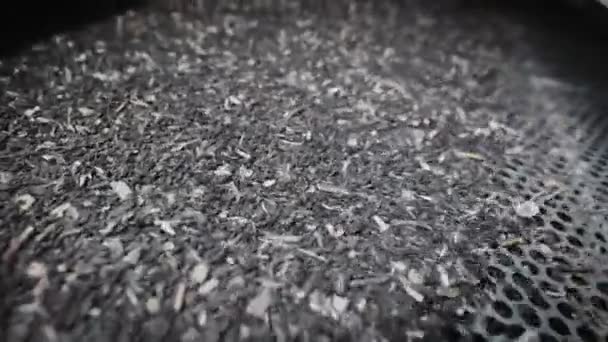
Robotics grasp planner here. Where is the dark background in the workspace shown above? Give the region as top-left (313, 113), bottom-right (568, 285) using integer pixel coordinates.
top-left (0, 0), bottom-right (144, 57)
top-left (2, 0), bottom-right (608, 95)
top-left (1, 0), bottom-right (608, 58)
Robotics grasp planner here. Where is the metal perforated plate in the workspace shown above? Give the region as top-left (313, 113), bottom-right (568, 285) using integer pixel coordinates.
top-left (464, 108), bottom-right (608, 341)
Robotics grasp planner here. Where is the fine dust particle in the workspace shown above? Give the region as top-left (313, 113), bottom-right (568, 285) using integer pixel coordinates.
top-left (110, 181), bottom-right (133, 201)
top-left (146, 297), bottom-right (161, 314)
top-left (331, 295), bottom-right (349, 314)
top-left (181, 327), bottom-right (201, 342)
top-left (325, 223), bottom-right (345, 238)
top-left (197, 310), bottom-right (208, 327)
top-left (190, 262), bottom-right (210, 284)
top-left (126, 287), bottom-right (139, 306)
top-left (436, 286), bottom-right (460, 298)
top-left (24, 106), bottom-right (41, 117)
top-left (372, 215), bottom-right (390, 233)
top-left (155, 219), bottom-right (176, 235)
top-left (88, 307), bottom-right (101, 317)
top-left (355, 297), bottom-right (367, 312)
top-left (246, 287), bottom-right (273, 319)
top-left (0, 171), bottom-right (13, 184)
top-left (78, 107), bottom-right (95, 116)
top-left (317, 183), bottom-right (350, 196)
top-left (214, 164), bottom-right (232, 176)
top-left (2, 225), bottom-right (36, 263)
top-left (263, 179), bottom-right (276, 187)
top-left (347, 135), bottom-right (358, 147)
top-left (14, 194), bottom-right (36, 212)
top-left (162, 241), bottom-right (175, 251)
top-left (436, 265), bottom-right (450, 287)
top-left (407, 268), bottom-right (424, 285)
top-left (173, 282), bottom-right (186, 312)
top-left (391, 261), bottom-right (407, 273)
top-left (103, 238), bottom-right (124, 259)
top-left (514, 200), bottom-right (539, 218)
top-left (240, 325), bottom-right (252, 340)
top-left (123, 247), bottom-right (142, 264)
top-left (198, 278), bottom-right (219, 295)
top-left (42, 325), bottom-right (58, 342)
top-left (454, 150), bottom-right (485, 161)
top-left (505, 146), bottom-right (524, 155)
top-left (180, 208), bottom-right (207, 224)
top-left (27, 261), bottom-right (48, 279)
top-left (50, 202), bottom-right (79, 221)
top-left (399, 276), bottom-right (424, 303)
